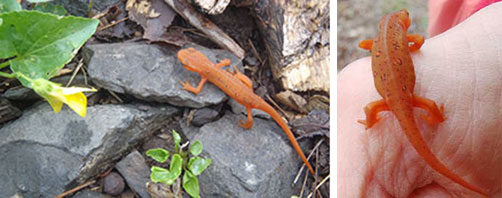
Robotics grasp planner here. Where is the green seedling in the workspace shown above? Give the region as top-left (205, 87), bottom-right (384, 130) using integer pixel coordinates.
top-left (146, 130), bottom-right (211, 198)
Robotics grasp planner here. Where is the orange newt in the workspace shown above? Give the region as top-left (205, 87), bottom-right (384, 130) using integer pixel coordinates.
top-left (358, 10), bottom-right (487, 196)
top-left (177, 48), bottom-right (315, 174)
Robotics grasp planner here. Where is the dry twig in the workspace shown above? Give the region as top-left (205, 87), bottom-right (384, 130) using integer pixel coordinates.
top-left (294, 138), bottom-right (325, 184)
top-left (55, 180), bottom-right (95, 198)
top-left (66, 59), bottom-right (84, 87)
top-left (307, 174), bottom-right (329, 198)
top-left (97, 17), bottom-right (129, 32)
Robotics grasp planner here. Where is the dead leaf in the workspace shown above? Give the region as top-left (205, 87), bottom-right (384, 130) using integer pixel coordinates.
top-left (127, 0), bottom-right (189, 46)
top-left (275, 90), bottom-right (308, 113)
top-left (290, 110), bottom-right (329, 138)
top-left (306, 94), bottom-right (329, 112)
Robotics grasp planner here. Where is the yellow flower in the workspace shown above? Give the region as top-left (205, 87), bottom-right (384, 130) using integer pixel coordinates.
top-left (32, 78), bottom-right (97, 117)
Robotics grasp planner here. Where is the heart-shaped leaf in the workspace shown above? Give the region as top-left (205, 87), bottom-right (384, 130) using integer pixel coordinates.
top-left (0, 11), bottom-right (98, 85)
top-left (0, 0), bottom-right (22, 13)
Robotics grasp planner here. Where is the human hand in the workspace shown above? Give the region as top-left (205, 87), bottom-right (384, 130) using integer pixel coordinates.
top-left (338, 3), bottom-right (502, 198)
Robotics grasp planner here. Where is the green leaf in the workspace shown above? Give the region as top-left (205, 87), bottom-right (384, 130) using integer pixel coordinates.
top-left (0, 0), bottom-right (22, 13)
top-left (0, 11), bottom-right (98, 85)
top-left (169, 154), bottom-right (183, 179)
top-left (146, 148), bottom-right (170, 163)
top-left (172, 130), bottom-right (181, 151)
top-left (150, 166), bottom-right (177, 185)
top-left (183, 171), bottom-right (199, 198)
top-left (33, 3), bottom-right (67, 16)
top-left (189, 141), bottom-right (202, 156)
top-left (188, 157), bottom-right (211, 176)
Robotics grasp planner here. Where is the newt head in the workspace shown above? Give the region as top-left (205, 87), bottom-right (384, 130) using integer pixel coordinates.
top-left (394, 9), bottom-right (411, 30)
top-left (177, 48), bottom-right (206, 73)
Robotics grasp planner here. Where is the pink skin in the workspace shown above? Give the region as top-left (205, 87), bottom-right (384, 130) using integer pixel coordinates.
top-left (428, 0), bottom-right (502, 36)
top-left (338, 4), bottom-right (502, 198)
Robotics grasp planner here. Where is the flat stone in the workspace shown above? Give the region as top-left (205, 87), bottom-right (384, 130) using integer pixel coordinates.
top-left (116, 150), bottom-right (151, 198)
top-left (190, 107), bottom-right (220, 127)
top-left (182, 113), bottom-right (303, 197)
top-left (0, 102), bottom-right (180, 197)
top-left (3, 74), bottom-right (87, 101)
top-left (85, 43), bottom-right (242, 108)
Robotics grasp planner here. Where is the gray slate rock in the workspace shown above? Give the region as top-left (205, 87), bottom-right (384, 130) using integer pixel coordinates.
top-left (0, 102), bottom-right (180, 198)
top-left (116, 150), bottom-right (152, 198)
top-left (182, 113), bottom-right (302, 198)
top-left (190, 107), bottom-right (220, 127)
top-left (3, 74), bottom-right (87, 101)
top-left (85, 43), bottom-right (242, 108)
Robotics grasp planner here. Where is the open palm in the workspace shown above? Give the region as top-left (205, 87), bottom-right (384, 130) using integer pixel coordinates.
top-left (338, 4), bottom-right (502, 198)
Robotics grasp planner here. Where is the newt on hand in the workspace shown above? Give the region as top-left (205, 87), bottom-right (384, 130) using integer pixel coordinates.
top-left (177, 48), bottom-right (315, 174)
top-left (358, 9), bottom-right (487, 196)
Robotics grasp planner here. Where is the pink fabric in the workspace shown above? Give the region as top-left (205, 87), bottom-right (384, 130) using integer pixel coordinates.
top-left (428, 0), bottom-right (502, 36)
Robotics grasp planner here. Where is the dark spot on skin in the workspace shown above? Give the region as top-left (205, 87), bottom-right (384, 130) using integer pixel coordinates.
top-left (375, 51), bottom-right (381, 58)
top-left (393, 42), bottom-right (400, 50)
top-left (402, 86), bottom-right (407, 91)
top-left (373, 72), bottom-right (377, 77)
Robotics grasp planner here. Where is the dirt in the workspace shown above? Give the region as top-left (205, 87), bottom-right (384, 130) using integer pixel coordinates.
top-left (337, 0), bottom-right (428, 71)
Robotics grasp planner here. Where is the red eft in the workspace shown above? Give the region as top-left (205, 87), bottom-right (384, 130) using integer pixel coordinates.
top-left (358, 10), bottom-right (487, 196)
top-left (177, 48), bottom-right (315, 174)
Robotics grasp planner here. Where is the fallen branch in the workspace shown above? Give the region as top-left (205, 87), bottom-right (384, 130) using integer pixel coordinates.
top-left (164, 0), bottom-right (245, 59)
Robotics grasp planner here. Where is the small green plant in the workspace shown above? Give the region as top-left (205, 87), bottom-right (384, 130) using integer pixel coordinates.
top-left (0, 0), bottom-right (98, 117)
top-left (146, 130), bottom-right (211, 198)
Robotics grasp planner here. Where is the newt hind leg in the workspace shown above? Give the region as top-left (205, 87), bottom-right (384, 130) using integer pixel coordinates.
top-left (239, 107), bottom-right (254, 129)
top-left (232, 65), bottom-right (253, 89)
top-left (407, 34), bottom-right (424, 52)
top-left (359, 39), bottom-right (374, 51)
top-left (358, 99), bottom-right (389, 129)
top-left (216, 58), bottom-right (231, 68)
top-left (412, 95), bottom-right (446, 125)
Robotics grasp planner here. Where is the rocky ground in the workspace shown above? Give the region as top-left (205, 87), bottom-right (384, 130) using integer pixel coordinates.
top-left (0, 0), bottom-right (329, 198)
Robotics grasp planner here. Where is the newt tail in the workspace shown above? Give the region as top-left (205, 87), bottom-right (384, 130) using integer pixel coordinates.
top-left (395, 108), bottom-right (488, 196)
top-left (254, 99), bottom-right (313, 174)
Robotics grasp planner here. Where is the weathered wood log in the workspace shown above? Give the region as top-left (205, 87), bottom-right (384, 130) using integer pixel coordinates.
top-left (194, 0), bottom-right (231, 15)
top-left (164, 0), bottom-right (245, 59)
top-left (254, 0), bottom-right (329, 93)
